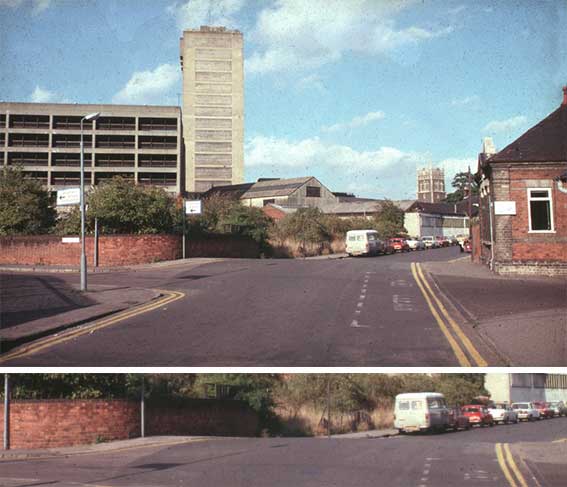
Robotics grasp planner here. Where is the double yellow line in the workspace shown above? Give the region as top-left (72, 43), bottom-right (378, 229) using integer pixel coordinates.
top-left (410, 262), bottom-right (487, 367)
top-left (495, 443), bottom-right (529, 487)
top-left (0, 289), bottom-right (185, 364)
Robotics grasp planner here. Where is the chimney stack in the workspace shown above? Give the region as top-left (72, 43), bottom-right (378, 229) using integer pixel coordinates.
top-left (563, 86), bottom-right (567, 106)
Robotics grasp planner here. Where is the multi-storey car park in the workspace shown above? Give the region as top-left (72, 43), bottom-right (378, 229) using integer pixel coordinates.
top-left (1, 26), bottom-right (245, 197)
top-left (0, 102), bottom-right (183, 194)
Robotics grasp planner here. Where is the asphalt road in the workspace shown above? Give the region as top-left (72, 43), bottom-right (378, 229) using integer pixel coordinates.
top-left (1, 247), bottom-right (499, 366)
top-left (2, 417), bottom-right (566, 486)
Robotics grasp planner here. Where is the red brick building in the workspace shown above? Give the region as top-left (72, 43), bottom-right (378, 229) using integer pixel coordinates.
top-left (476, 87), bottom-right (567, 276)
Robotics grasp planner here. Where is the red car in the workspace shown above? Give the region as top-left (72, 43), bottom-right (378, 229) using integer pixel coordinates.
top-left (533, 401), bottom-right (554, 419)
top-left (447, 408), bottom-right (471, 431)
top-left (461, 405), bottom-right (494, 427)
top-left (460, 239), bottom-right (472, 253)
top-left (389, 238), bottom-right (410, 252)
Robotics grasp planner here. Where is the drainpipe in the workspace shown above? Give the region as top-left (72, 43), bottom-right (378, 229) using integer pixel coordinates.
top-left (488, 189), bottom-right (495, 271)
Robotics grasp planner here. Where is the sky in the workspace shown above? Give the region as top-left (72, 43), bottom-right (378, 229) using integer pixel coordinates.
top-left (1, 0), bottom-right (566, 199)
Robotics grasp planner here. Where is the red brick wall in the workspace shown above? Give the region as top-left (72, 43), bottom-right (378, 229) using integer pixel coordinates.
top-left (186, 235), bottom-right (259, 259)
top-left (146, 398), bottom-right (259, 437)
top-left (509, 167), bottom-right (567, 262)
top-left (0, 399), bottom-right (140, 450)
top-left (0, 234), bottom-right (181, 267)
top-left (0, 234), bottom-right (260, 266)
top-left (0, 398), bottom-right (259, 450)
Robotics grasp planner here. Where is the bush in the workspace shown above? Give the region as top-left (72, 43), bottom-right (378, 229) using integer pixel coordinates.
top-left (0, 166), bottom-right (56, 235)
top-left (55, 177), bottom-right (177, 235)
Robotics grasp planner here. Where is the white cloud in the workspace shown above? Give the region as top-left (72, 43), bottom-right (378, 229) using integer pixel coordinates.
top-left (482, 115), bottom-right (527, 134)
top-left (0, 0), bottom-right (56, 14)
top-left (296, 74), bottom-right (327, 94)
top-left (322, 111), bottom-right (385, 133)
top-left (112, 64), bottom-right (181, 105)
top-left (168, 0), bottom-right (245, 30)
top-left (245, 135), bottom-right (419, 172)
top-left (29, 85), bottom-right (68, 103)
top-left (246, 0), bottom-right (453, 74)
top-left (450, 95), bottom-right (480, 107)
top-left (245, 135), bottom-right (426, 199)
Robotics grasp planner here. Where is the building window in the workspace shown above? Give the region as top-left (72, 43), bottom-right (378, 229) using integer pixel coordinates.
top-left (263, 199), bottom-right (275, 206)
top-left (306, 186), bottom-right (321, 198)
top-left (528, 188), bottom-right (553, 232)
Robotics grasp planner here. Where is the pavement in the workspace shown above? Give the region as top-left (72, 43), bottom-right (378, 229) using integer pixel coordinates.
top-left (513, 439), bottom-right (567, 486)
top-left (0, 258), bottom-right (220, 353)
top-left (331, 428), bottom-right (398, 439)
top-left (0, 435), bottom-right (207, 461)
top-left (0, 428), bottom-right (399, 461)
top-left (423, 256), bottom-right (567, 366)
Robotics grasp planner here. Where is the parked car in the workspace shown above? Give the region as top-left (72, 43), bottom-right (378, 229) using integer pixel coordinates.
top-left (421, 236), bottom-right (437, 249)
top-left (406, 237), bottom-right (425, 251)
top-left (549, 401), bottom-right (567, 417)
top-left (447, 407), bottom-right (471, 431)
top-left (345, 230), bottom-right (384, 257)
top-left (461, 405), bottom-right (494, 427)
top-left (435, 236), bottom-right (447, 247)
top-left (511, 402), bottom-right (540, 421)
top-left (533, 401), bottom-right (555, 419)
top-left (382, 240), bottom-right (395, 255)
top-left (488, 403), bottom-right (518, 424)
top-left (394, 392), bottom-right (451, 433)
top-left (455, 234), bottom-right (468, 246)
top-left (389, 237), bottom-right (410, 252)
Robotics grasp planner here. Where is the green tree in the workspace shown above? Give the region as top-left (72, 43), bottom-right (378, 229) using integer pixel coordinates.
top-left (445, 171), bottom-right (479, 203)
top-left (373, 200), bottom-right (406, 239)
top-left (192, 374), bottom-right (281, 433)
top-left (0, 166), bottom-right (56, 235)
top-left (56, 177), bottom-right (177, 235)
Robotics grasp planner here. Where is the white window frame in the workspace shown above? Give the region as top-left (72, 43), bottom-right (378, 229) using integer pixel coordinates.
top-left (527, 187), bottom-right (555, 233)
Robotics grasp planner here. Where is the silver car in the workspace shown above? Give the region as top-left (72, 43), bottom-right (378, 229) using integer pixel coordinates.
top-left (511, 402), bottom-right (540, 421)
top-left (488, 403), bottom-right (518, 424)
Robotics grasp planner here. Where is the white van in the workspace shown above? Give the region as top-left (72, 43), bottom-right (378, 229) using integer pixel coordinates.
top-left (345, 230), bottom-right (383, 256)
top-left (394, 392), bottom-right (451, 433)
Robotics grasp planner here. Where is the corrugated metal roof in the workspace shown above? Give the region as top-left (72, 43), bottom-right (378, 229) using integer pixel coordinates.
top-left (240, 177), bottom-right (313, 199)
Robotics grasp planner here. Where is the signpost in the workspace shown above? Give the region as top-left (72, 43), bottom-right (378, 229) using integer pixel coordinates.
top-left (56, 187), bottom-right (80, 206)
top-left (185, 200), bottom-right (202, 215)
top-left (182, 200), bottom-right (202, 259)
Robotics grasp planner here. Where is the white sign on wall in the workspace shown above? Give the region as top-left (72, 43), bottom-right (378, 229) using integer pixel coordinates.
top-left (56, 187), bottom-right (80, 206)
top-left (494, 201), bottom-right (517, 215)
top-left (185, 200), bottom-right (202, 215)
top-left (61, 237), bottom-right (80, 243)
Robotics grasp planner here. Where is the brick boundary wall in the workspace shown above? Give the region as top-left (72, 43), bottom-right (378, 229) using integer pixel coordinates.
top-left (0, 234), bottom-right (260, 266)
top-left (0, 399), bottom-right (140, 450)
top-left (0, 398), bottom-right (259, 450)
top-left (146, 398), bottom-right (259, 437)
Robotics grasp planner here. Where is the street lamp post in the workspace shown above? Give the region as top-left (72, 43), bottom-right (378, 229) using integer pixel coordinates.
top-left (80, 112), bottom-right (101, 292)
